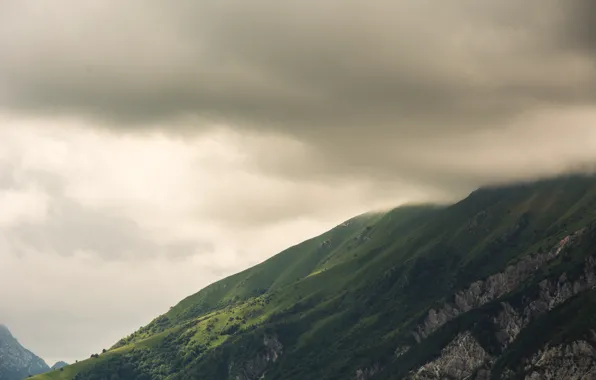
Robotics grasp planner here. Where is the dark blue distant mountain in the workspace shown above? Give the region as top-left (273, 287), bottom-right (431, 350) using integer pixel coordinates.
top-left (0, 324), bottom-right (49, 380)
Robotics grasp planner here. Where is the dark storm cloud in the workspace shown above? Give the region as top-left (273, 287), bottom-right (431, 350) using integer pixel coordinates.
top-left (0, 0), bottom-right (594, 130)
top-left (2, 0), bottom-right (596, 198)
top-left (557, 0), bottom-right (596, 53)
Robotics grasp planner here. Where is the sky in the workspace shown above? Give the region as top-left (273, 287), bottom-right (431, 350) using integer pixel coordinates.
top-left (1, 0), bottom-right (596, 366)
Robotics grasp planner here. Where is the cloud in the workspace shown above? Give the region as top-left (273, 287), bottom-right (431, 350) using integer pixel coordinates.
top-left (2, 0), bottom-right (596, 196)
top-left (4, 193), bottom-right (206, 260)
top-left (556, 0), bottom-right (596, 53)
top-left (0, 0), bottom-right (594, 128)
top-left (0, 187), bottom-right (48, 227)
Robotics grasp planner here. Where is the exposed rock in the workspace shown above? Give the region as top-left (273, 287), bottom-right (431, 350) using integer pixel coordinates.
top-left (488, 255), bottom-right (596, 354)
top-left (494, 302), bottom-right (525, 346)
top-left (407, 234), bottom-right (596, 380)
top-left (412, 332), bottom-right (489, 380)
top-left (523, 256), bottom-right (596, 324)
top-left (523, 341), bottom-right (596, 379)
top-left (414, 231), bottom-right (583, 342)
top-left (472, 367), bottom-right (492, 380)
top-left (355, 363), bottom-right (381, 380)
top-left (231, 335), bottom-right (283, 380)
top-left (408, 254), bottom-right (596, 379)
top-left (263, 335), bottom-right (283, 363)
top-left (395, 346), bottom-right (410, 358)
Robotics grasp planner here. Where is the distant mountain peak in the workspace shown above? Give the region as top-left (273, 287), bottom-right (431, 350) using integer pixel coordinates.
top-left (0, 323), bottom-right (12, 336)
top-left (0, 324), bottom-right (49, 379)
top-left (51, 361), bottom-right (68, 370)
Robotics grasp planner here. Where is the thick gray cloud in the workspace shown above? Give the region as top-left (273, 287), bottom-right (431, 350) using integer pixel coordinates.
top-left (559, 0), bottom-right (596, 53)
top-left (2, 0), bottom-right (596, 195)
top-left (1, 0), bottom-right (594, 129)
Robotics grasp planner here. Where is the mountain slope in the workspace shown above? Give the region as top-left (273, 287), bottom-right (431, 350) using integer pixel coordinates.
top-left (0, 325), bottom-right (49, 380)
top-left (31, 175), bottom-right (596, 380)
top-left (50, 362), bottom-right (68, 370)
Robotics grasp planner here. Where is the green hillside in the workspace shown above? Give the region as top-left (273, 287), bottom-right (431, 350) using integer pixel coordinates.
top-left (32, 175), bottom-right (596, 380)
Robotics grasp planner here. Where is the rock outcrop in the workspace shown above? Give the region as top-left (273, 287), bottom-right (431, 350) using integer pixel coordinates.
top-left (412, 332), bottom-right (489, 380)
top-left (414, 231), bottom-right (583, 342)
top-left (405, 229), bottom-right (596, 379)
top-left (230, 335), bottom-right (283, 380)
top-left (355, 363), bottom-right (381, 380)
top-left (524, 340), bottom-right (596, 379)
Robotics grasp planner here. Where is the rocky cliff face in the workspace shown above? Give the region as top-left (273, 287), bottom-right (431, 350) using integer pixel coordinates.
top-left (412, 332), bottom-right (489, 380)
top-left (524, 340), bottom-right (596, 379)
top-left (355, 363), bottom-right (381, 380)
top-left (229, 335), bottom-right (283, 380)
top-left (414, 230), bottom-right (583, 343)
top-left (403, 228), bottom-right (596, 379)
top-left (0, 325), bottom-right (49, 380)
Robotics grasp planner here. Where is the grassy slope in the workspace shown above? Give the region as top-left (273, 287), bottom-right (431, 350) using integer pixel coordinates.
top-left (31, 175), bottom-right (596, 380)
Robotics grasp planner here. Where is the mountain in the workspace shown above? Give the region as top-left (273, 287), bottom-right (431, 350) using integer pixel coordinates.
top-left (50, 362), bottom-right (68, 370)
top-left (30, 175), bottom-right (596, 379)
top-left (0, 325), bottom-right (49, 380)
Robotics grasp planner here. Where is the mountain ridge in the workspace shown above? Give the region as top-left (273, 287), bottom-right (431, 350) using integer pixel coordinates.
top-left (0, 324), bottom-right (49, 380)
top-left (31, 174), bottom-right (596, 379)
top-left (50, 362), bottom-right (68, 370)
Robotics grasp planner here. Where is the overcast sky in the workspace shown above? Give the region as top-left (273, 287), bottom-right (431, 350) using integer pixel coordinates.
top-left (1, 0), bottom-right (596, 365)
